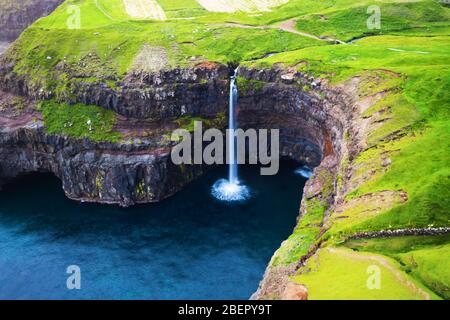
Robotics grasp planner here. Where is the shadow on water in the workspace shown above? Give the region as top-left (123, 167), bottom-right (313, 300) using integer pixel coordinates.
top-left (0, 160), bottom-right (306, 300)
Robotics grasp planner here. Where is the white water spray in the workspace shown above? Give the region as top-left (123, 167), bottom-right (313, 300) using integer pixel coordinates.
top-left (212, 67), bottom-right (250, 202)
top-left (295, 166), bottom-right (313, 179)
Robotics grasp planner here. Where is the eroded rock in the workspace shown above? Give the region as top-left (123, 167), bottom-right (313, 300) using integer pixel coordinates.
top-left (0, 63), bottom-right (352, 207)
top-left (281, 282), bottom-right (309, 300)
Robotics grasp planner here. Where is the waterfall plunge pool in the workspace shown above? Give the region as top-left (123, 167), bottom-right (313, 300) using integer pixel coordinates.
top-left (0, 161), bottom-right (306, 299)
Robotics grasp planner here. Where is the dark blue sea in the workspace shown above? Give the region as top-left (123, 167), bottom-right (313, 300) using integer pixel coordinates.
top-left (0, 162), bottom-right (305, 299)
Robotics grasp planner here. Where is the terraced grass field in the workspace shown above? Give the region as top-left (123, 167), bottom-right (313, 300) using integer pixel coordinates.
top-left (123, 0), bottom-right (167, 20)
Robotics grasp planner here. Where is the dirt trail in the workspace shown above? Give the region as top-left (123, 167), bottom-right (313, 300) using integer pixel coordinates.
top-left (278, 19), bottom-right (326, 41)
top-left (123, 0), bottom-right (167, 20)
top-left (278, 19), bottom-right (346, 43)
top-left (212, 19), bottom-right (345, 44)
top-left (328, 248), bottom-right (431, 300)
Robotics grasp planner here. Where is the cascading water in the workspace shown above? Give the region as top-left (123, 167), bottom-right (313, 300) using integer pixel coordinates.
top-left (228, 69), bottom-right (238, 184)
top-left (212, 68), bottom-right (250, 202)
top-left (295, 166), bottom-right (313, 179)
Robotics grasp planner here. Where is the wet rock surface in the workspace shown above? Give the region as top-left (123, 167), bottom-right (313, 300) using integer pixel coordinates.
top-left (0, 119), bottom-right (204, 206)
top-left (0, 63), bottom-right (351, 207)
top-left (0, 91), bottom-right (203, 206)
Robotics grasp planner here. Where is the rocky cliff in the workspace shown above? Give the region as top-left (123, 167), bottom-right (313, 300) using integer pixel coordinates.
top-left (0, 61), bottom-right (350, 207)
top-left (0, 0), bottom-right (64, 41)
top-left (0, 55), bottom-right (423, 298)
top-left (1, 0), bottom-right (448, 301)
top-left (0, 90), bottom-right (206, 206)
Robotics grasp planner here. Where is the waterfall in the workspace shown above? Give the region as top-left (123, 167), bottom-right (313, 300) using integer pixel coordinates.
top-left (211, 67), bottom-right (250, 202)
top-left (228, 68), bottom-right (238, 184)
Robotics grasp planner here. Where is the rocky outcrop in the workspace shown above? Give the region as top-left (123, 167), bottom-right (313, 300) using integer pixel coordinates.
top-left (0, 60), bottom-right (232, 119)
top-left (251, 156), bottom-right (340, 300)
top-left (0, 124), bottom-right (204, 206)
top-left (0, 126), bottom-right (203, 207)
top-left (0, 0), bottom-right (64, 41)
top-left (0, 92), bottom-right (203, 206)
top-left (238, 66), bottom-right (350, 167)
top-left (251, 72), bottom-right (389, 300)
top-left (0, 61), bottom-right (354, 294)
top-left (348, 227), bottom-right (450, 240)
top-left (281, 282), bottom-right (309, 300)
top-left (65, 64), bottom-right (232, 119)
top-left (0, 60), bottom-right (354, 205)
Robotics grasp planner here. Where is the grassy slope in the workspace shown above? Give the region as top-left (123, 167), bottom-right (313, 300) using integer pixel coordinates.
top-left (40, 100), bottom-right (121, 142)
top-left (2, 0), bottom-right (449, 299)
top-left (345, 235), bottom-right (450, 299)
top-left (250, 34), bottom-right (450, 233)
top-left (293, 247), bottom-right (441, 300)
top-left (249, 31), bottom-right (449, 297)
top-left (295, 0), bottom-right (450, 41)
top-left (243, 1), bottom-right (449, 299)
top-left (22, 0), bottom-right (324, 69)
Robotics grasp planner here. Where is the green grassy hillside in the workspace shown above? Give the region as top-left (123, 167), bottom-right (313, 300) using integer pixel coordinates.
top-left (345, 235), bottom-right (450, 299)
top-left (2, 0), bottom-right (449, 300)
top-left (251, 34), bottom-right (450, 234)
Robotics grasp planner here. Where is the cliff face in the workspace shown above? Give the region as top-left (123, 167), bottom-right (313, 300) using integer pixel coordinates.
top-left (0, 0), bottom-right (64, 41)
top-left (0, 62), bottom-right (350, 207)
top-left (250, 70), bottom-right (412, 300)
top-left (0, 90), bottom-right (204, 206)
top-left (0, 58), bottom-right (375, 298)
top-left (0, 0), bottom-right (447, 301)
top-left (0, 59), bottom-right (231, 118)
top-left (2, 50), bottom-right (434, 300)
